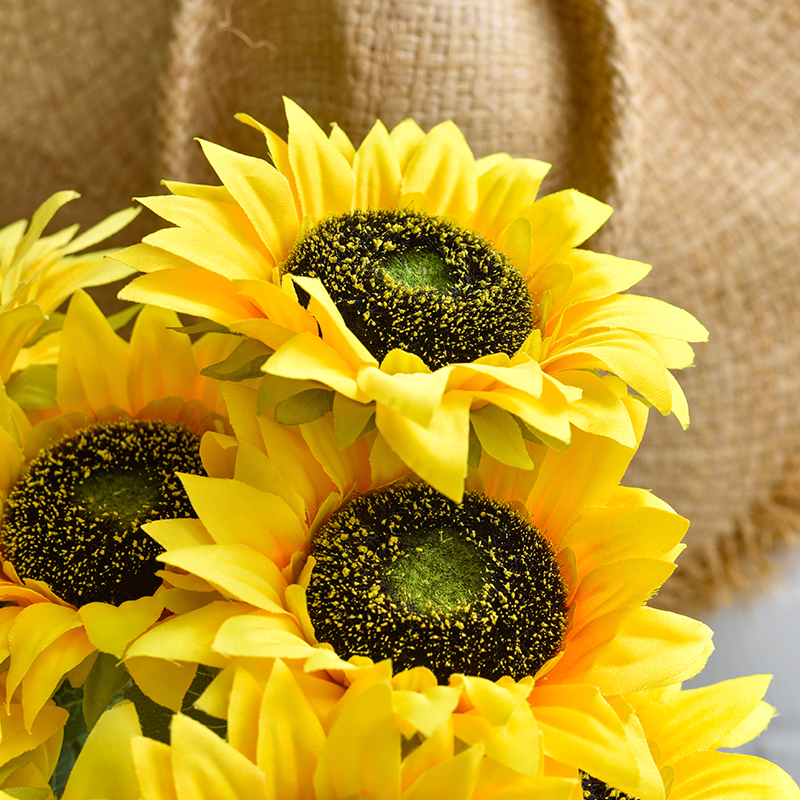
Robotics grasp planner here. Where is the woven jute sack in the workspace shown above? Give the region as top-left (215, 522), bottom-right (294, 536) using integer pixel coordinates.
top-left (3, 0), bottom-right (800, 611)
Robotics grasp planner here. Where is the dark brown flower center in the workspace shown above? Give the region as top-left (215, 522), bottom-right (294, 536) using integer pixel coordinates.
top-left (305, 483), bottom-right (568, 684)
top-left (282, 208), bottom-right (535, 370)
top-left (1, 419), bottom-right (204, 606)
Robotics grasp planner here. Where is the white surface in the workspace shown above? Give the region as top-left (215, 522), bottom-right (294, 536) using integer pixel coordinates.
top-left (684, 554), bottom-right (800, 780)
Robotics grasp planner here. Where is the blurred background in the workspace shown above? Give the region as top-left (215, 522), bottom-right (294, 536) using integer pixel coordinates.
top-left (3, 0), bottom-right (800, 778)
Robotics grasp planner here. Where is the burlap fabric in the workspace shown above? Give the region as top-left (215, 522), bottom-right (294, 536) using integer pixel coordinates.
top-left (3, 0), bottom-right (800, 611)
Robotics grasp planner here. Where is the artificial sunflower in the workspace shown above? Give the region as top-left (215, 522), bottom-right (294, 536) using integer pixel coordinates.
top-left (0, 191), bottom-right (138, 393)
top-left (60, 658), bottom-right (580, 800)
top-left (125, 381), bottom-right (713, 794)
top-left (573, 675), bottom-right (800, 799)
top-left (0, 289), bottom-right (241, 732)
top-left (115, 97), bottom-right (707, 500)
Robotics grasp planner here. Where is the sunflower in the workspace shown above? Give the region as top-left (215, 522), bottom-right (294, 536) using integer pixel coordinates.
top-left (59, 658), bottom-right (580, 800)
top-left (575, 675), bottom-right (800, 799)
top-left (0, 191), bottom-right (139, 397)
top-left (125, 382), bottom-right (713, 794)
top-left (115, 98), bottom-right (707, 500)
top-left (0, 672), bottom-right (64, 800)
top-left (0, 289), bottom-right (242, 731)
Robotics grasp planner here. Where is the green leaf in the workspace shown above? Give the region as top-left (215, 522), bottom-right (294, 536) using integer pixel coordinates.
top-left (106, 303), bottom-right (143, 332)
top-left (82, 653), bottom-right (131, 732)
top-left (274, 388), bottom-right (334, 425)
top-left (200, 337), bottom-right (272, 381)
top-left (169, 320), bottom-right (239, 336)
top-left (5, 364), bottom-right (57, 410)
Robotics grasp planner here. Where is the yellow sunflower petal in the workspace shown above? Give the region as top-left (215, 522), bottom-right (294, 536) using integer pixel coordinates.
top-left (124, 657), bottom-right (197, 713)
top-left (471, 158), bottom-right (551, 244)
top-left (388, 119), bottom-right (426, 172)
top-left (292, 274), bottom-right (377, 368)
top-left (558, 370), bottom-right (637, 447)
top-left (454, 675), bottom-right (532, 728)
top-left (6, 604), bottom-right (82, 703)
top-left (0, 303), bottom-right (47, 382)
top-left (126, 601), bottom-right (254, 668)
top-left (555, 607), bottom-right (713, 695)
top-left (400, 121), bottom-right (477, 223)
top-left (0, 697), bottom-right (66, 775)
top-left (128, 305), bottom-right (198, 411)
top-left (718, 699), bottom-right (777, 749)
top-left (314, 680), bottom-right (402, 800)
top-left (131, 736), bottom-right (177, 800)
top-left (562, 249), bottom-right (652, 305)
top-left (470, 404), bottom-right (534, 470)
top-left (453, 704), bottom-right (540, 777)
top-left (233, 278), bottom-right (318, 335)
top-left (256, 659), bottom-right (325, 800)
top-left (198, 139), bottom-right (300, 264)
top-left (532, 683), bottom-right (638, 792)
top-left (358, 365), bottom-right (450, 428)
top-left (560, 505), bottom-right (688, 582)
top-left (523, 190), bottom-right (612, 269)
top-left (560, 294), bottom-right (708, 344)
top-left (284, 97), bottom-right (355, 220)
top-left (160, 713), bottom-right (265, 800)
top-left (635, 675), bottom-right (773, 764)
top-left (391, 685), bottom-right (461, 740)
top-left (212, 612), bottom-right (314, 661)
top-left (79, 595), bottom-right (163, 659)
top-left (668, 751), bottom-right (800, 800)
top-left (329, 122), bottom-right (356, 164)
top-left (61, 700), bottom-right (141, 800)
top-left (376, 390), bottom-right (472, 501)
top-left (571, 559), bottom-right (676, 635)
top-left (119, 267), bottom-right (259, 324)
top-left (179, 474), bottom-right (307, 567)
top-left (604, 695), bottom-right (664, 800)
top-left (143, 225), bottom-right (270, 280)
top-left (543, 329), bottom-right (673, 416)
top-left (527, 427), bottom-right (635, 542)
top-left (353, 120), bottom-right (403, 210)
top-left (158, 545), bottom-right (288, 614)
top-left (21, 628), bottom-right (95, 729)
top-left (55, 291), bottom-right (130, 412)
top-left (265, 333), bottom-right (364, 400)
top-left (236, 115), bottom-right (303, 220)
top-left (0, 414), bottom-right (24, 497)
top-left (403, 743), bottom-right (483, 800)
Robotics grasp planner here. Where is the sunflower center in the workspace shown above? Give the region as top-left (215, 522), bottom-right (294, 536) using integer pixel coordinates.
top-left (281, 208), bottom-right (534, 370)
top-left (305, 483), bottom-right (568, 684)
top-left (0, 419), bottom-right (205, 607)
top-left (580, 772), bottom-right (639, 800)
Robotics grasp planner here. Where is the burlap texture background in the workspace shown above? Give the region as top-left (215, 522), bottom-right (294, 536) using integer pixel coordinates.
top-left (3, 0), bottom-right (799, 611)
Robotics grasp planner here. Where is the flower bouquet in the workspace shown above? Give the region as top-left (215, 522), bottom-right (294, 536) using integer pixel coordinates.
top-left (1, 99), bottom-right (797, 799)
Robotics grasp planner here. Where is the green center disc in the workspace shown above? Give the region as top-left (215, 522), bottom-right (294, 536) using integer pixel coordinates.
top-left (1, 419), bottom-right (205, 607)
top-left (305, 483), bottom-right (568, 684)
top-left (282, 208), bottom-right (535, 370)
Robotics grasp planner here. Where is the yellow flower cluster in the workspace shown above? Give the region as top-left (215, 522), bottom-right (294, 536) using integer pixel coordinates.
top-left (0, 100), bottom-right (796, 800)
